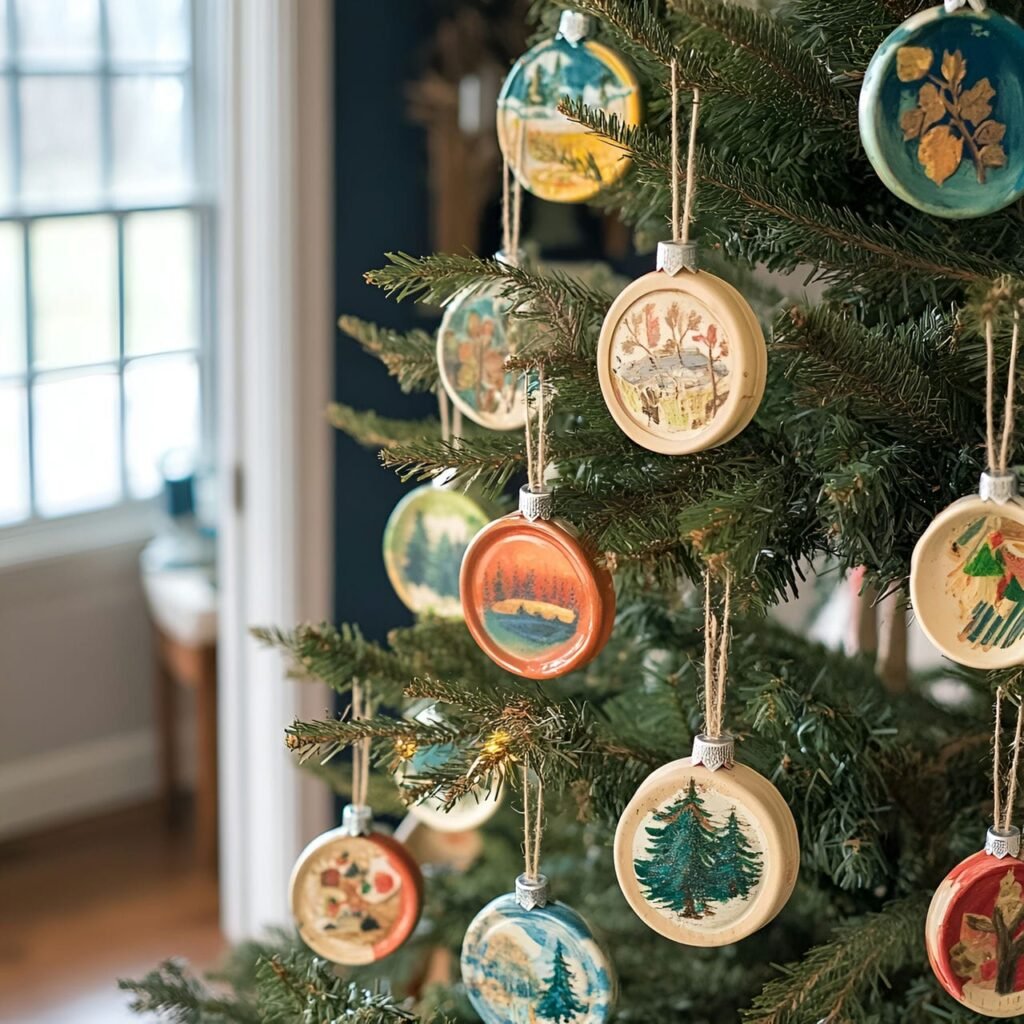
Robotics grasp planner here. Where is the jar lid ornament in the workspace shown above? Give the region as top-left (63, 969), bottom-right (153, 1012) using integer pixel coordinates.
top-left (461, 762), bottom-right (617, 1023)
top-left (289, 682), bottom-right (423, 965)
top-left (597, 67), bottom-right (767, 455)
top-left (859, 1), bottom-right (1024, 218)
top-left (496, 8), bottom-right (641, 203)
top-left (460, 367), bottom-right (616, 679)
top-left (395, 701), bottom-right (503, 833)
top-left (910, 300), bottom-right (1024, 668)
top-left (614, 572), bottom-right (800, 946)
top-left (437, 161), bottom-right (528, 432)
top-left (383, 394), bottom-right (492, 619)
top-left (926, 689), bottom-right (1024, 1017)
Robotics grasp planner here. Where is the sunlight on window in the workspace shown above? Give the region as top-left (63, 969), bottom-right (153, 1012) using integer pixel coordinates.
top-left (0, 223), bottom-right (24, 376)
top-left (125, 355), bottom-right (199, 498)
top-left (125, 210), bottom-right (197, 357)
top-left (31, 215), bottom-right (118, 371)
top-left (33, 370), bottom-right (121, 517)
top-left (0, 383), bottom-right (30, 525)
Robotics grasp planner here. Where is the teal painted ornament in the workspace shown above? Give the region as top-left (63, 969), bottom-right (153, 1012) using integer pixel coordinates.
top-left (461, 891), bottom-right (615, 1024)
top-left (859, 5), bottom-right (1024, 218)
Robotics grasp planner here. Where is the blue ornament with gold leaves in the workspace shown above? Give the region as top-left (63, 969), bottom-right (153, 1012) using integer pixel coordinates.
top-left (859, 4), bottom-right (1024, 218)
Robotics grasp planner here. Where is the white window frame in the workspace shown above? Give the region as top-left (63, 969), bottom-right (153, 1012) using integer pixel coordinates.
top-left (0, 0), bottom-right (216, 565)
top-left (216, 0), bottom-right (334, 939)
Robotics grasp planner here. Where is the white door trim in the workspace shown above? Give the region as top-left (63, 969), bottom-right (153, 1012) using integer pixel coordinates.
top-left (217, 0), bottom-right (334, 941)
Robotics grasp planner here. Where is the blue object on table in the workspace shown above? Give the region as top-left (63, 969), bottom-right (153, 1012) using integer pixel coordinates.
top-left (859, 5), bottom-right (1024, 218)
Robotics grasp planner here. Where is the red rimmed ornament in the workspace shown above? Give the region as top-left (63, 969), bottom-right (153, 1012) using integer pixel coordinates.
top-left (460, 484), bottom-right (615, 679)
top-left (927, 690), bottom-right (1024, 1017)
top-left (289, 802), bottom-right (424, 966)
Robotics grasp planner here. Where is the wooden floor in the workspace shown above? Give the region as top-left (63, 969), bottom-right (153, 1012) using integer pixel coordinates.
top-left (0, 802), bottom-right (223, 1023)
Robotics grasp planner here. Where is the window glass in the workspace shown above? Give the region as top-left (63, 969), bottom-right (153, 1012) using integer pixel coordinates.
top-left (0, 382), bottom-right (30, 525)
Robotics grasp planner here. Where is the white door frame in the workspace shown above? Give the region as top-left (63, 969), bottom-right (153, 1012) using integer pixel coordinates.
top-left (216, 0), bottom-right (335, 940)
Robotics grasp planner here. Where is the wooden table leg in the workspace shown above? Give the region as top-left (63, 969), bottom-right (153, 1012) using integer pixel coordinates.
top-left (195, 648), bottom-right (219, 871)
top-left (154, 642), bottom-right (178, 827)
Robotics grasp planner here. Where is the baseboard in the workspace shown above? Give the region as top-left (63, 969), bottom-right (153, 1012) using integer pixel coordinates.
top-left (0, 727), bottom-right (190, 841)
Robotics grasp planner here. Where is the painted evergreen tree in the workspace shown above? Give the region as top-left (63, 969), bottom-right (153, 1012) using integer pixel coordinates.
top-left (635, 779), bottom-right (720, 920)
top-left (432, 533), bottom-right (457, 597)
top-left (714, 810), bottom-right (762, 900)
top-left (535, 940), bottom-right (586, 1023)
top-left (403, 511), bottom-right (431, 586)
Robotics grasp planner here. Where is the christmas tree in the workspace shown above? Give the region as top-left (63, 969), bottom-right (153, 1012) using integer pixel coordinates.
top-left (635, 779), bottom-right (720, 919)
top-left (715, 811), bottom-right (762, 901)
top-left (124, 1), bottom-right (1024, 1021)
top-left (535, 940), bottom-right (587, 1023)
top-left (403, 511), bottom-right (432, 587)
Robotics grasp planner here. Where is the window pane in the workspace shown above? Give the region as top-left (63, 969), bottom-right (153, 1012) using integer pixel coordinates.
top-left (0, 79), bottom-right (11, 205)
top-left (112, 76), bottom-right (188, 197)
top-left (0, 382), bottom-right (30, 525)
top-left (125, 209), bottom-right (196, 356)
top-left (15, 0), bottom-right (99, 64)
top-left (31, 214), bottom-right (117, 370)
top-left (0, 222), bottom-right (24, 376)
top-left (0, 2), bottom-right (8, 62)
top-left (33, 369), bottom-right (120, 516)
top-left (124, 354), bottom-right (198, 498)
top-left (107, 0), bottom-right (189, 64)
top-left (20, 76), bottom-right (102, 203)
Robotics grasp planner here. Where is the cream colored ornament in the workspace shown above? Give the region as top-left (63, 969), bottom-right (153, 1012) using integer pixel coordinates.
top-left (614, 742), bottom-right (799, 947)
top-left (597, 244), bottom-right (767, 454)
top-left (911, 479), bottom-right (1024, 669)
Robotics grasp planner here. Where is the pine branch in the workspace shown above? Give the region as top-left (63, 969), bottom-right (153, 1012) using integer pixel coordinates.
top-left (251, 623), bottom-right (411, 702)
top-left (379, 432), bottom-right (524, 493)
top-left (119, 960), bottom-right (259, 1024)
top-left (672, 0), bottom-right (852, 124)
top-left (337, 315), bottom-right (439, 393)
top-left (743, 895), bottom-right (929, 1024)
top-left (329, 405), bottom-right (444, 449)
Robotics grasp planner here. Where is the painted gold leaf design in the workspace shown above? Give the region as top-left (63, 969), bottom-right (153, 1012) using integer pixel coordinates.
top-left (960, 77), bottom-right (995, 125)
top-left (919, 124), bottom-right (964, 185)
top-left (980, 143), bottom-right (1007, 168)
top-left (941, 49), bottom-right (966, 87)
top-left (976, 120), bottom-right (1007, 145)
top-left (897, 46), bottom-right (933, 82)
top-left (898, 48), bottom-right (1007, 186)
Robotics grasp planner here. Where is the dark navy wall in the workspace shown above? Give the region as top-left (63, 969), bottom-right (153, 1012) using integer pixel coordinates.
top-left (333, 4), bottom-right (436, 639)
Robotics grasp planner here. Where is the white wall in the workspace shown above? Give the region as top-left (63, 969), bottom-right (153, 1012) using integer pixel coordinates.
top-left (0, 540), bottom-right (165, 838)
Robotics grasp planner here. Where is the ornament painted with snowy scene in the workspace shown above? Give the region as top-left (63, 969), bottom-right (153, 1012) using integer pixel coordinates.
top-left (497, 10), bottom-right (641, 203)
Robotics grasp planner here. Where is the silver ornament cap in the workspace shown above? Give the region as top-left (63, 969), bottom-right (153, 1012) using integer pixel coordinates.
top-left (656, 240), bottom-right (699, 276)
top-left (515, 872), bottom-right (550, 910)
top-left (494, 247), bottom-right (528, 268)
top-left (519, 484), bottom-right (554, 522)
top-left (342, 803), bottom-right (373, 837)
top-left (980, 470), bottom-right (1018, 504)
top-left (986, 825), bottom-right (1022, 859)
top-left (691, 733), bottom-right (735, 772)
top-left (557, 10), bottom-right (593, 45)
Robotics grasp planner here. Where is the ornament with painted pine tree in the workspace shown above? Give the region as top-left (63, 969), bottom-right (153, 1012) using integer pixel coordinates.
top-left (614, 735), bottom-right (799, 947)
top-left (460, 874), bottom-right (616, 1024)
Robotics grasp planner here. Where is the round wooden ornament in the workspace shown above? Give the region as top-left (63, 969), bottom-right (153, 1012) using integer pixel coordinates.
top-left (461, 874), bottom-right (616, 1024)
top-left (859, 4), bottom-right (1024, 218)
top-left (927, 827), bottom-right (1024, 1018)
top-left (596, 242), bottom-right (767, 455)
top-left (496, 10), bottom-right (641, 204)
top-left (382, 480), bottom-right (491, 618)
top-left (614, 736), bottom-right (799, 947)
top-left (460, 485), bottom-right (616, 679)
top-left (437, 251), bottom-right (527, 432)
top-left (289, 804), bottom-right (423, 965)
top-left (396, 703), bottom-right (503, 832)
top-left (910, 474), bottom-right (1024, 669)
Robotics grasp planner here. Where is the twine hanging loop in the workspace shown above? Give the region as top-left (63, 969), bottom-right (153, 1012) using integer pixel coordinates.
top-left (981, 299), bottom-right (1020, 503)
top-left (988, 687), bottom-right (1024, 858)
top-left (658, 60), bottom-right (700, 276)
top-left (692, 569), bottom-right (735, 771)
